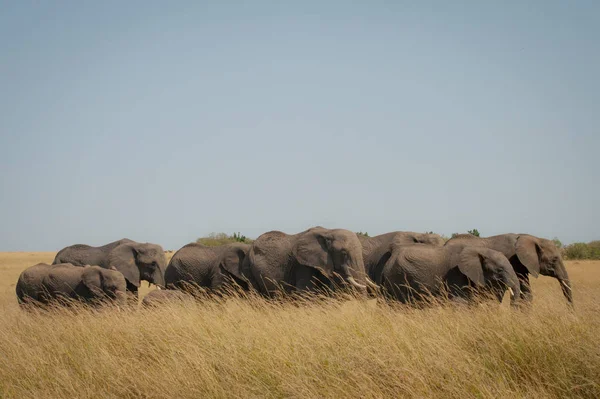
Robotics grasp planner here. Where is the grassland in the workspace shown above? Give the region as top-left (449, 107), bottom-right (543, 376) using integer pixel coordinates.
top-left (0, 253), bottom-right (598, 398)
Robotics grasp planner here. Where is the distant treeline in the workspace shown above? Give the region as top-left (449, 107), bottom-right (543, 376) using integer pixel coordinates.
top-left (561, 241), bottom-right (600, 260)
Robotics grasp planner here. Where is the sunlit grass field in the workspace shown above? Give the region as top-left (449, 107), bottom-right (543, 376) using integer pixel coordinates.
top-left (0, 252), bottom-right (598, 398)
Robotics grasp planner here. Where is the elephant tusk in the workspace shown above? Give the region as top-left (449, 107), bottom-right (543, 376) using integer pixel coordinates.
top-left (365, 277), bottom-right (379, 289)
top-left (508, 287), bottom-right (514, 297)
top-left (156, 286), bottom-right (162, 290)
top-left (346, 276), bottom-right (367, 290)
top-left (560, 280), bottom-right (572, 291)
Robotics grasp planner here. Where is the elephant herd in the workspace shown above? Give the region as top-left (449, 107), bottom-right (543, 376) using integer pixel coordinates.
top-left (16, 227), bottom-right (573, 308)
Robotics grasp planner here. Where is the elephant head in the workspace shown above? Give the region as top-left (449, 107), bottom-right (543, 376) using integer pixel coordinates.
top-left (81, 266), bottom-right (128, 304)
top-left (217, 243), bottom-right (250, 289)
top-left (458, 247), bottom-right (521, 305)
top-left (108, 243), bottom-right (167, 290)
top-left (293, 227), bottom-right (367, 290)
top-left (515, 235), bottom-right (572, 304)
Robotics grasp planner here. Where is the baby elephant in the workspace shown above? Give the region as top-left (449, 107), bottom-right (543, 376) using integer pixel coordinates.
top-left (379, 244), bottom-right (521, 305)
top-left (141, 289), bottom-right (190, 307)
top-left (16, 263), bottom-right (127, 307)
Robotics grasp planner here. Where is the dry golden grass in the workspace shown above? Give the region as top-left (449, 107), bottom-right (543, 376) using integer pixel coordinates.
top-left (0, 253), bottom-right (599, 398)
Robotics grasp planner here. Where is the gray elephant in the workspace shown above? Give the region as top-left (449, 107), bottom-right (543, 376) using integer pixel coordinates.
top-left (244, 226), bottom-right (368, 296)
top-left (16, 263), bottom-right (127, 306)
top-left (378, 244), bottom-right (521, 305)
top-left (142, 289), bottom-right (190, 307)
top-left (53, 239), bottom-right (167, 295)
top-left (445, 234), bottom-right (572, 304)
top-left (164, 242), bottom-right (250, 292)
top-left (359, 231), bottom-right (444, 283)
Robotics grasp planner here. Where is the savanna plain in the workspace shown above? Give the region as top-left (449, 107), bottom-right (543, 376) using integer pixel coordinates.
top-left (0, 252), bottom-right (598, 398)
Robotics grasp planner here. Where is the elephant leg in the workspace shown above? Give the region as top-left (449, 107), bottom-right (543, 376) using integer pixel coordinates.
top-left (125, 281), bottom-right (139, 306)
top-left (294, 265), bottom-right (317, 293)
top-left (294, 264), bottom-right (330, 294)
top-left (517, 272), bottom-right (533, 302)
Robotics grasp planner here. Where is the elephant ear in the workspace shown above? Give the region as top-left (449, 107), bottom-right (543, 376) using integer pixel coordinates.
top-left (515, 236), bottom-right (541, 277)
top-left (82, 267), bottom-right (104, 296)
top-left (218, 246), bottom-right (247, 281)
top-left (292, 231), bottom-right (333, 276)
top-left (458, 249), bottom-right (486, 287)
top-left (108, 244), bottom-right (140, 288)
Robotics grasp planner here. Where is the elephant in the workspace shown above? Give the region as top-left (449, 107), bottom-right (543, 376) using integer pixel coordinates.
top-left (53, 239), bottom-right (167, 296)
top-left (16, 263), bottom-right (127, 306)
top-left (142, 289), bottom-right (190, 307)
top-left (378, 244), bottom-right (521, 305)
top-left (164, 242), bottom-right (250, 292)
top-left (445, 234), bottom-right (572, 304)
top-left (358, 231), bottom-right (445, 284)
top-left (243, 226), bottom-right (368, 296)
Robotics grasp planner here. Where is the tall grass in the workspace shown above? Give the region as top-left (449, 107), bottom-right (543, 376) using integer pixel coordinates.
top-left (0, 256), bottom-right (599, 398)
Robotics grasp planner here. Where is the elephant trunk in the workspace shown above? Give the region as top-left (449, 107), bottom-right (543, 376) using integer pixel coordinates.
top-left (115, 291), bottom-right (128, 306)
top-left (340, 263), bottom-right (367, 290)
top-left (508, 283), bottom-right (521, 307)
top-left (559, 278), bottom-right (573, 305)
top-left (555, 260), bottom-right (573, 305)
top-left (153, 268), bottom-right (166, 289)
top-left (504, 271), bottom-right (521, 307)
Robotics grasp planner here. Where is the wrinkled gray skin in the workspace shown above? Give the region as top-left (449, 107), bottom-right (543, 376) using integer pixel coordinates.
top-left (379, 244), bottom-right (521, 305)
top-left (165, 242), bottom-right (250, 292)
top-left (16, 263), bottom-right (127, 306)
top-left (359, 232), bottom-right (445, 282)
top-left (53, 239), bottom-right (167, 295)
top-left (445, 234), bottom-right (572, 304)
top-left (244, 226), bottom-right (368, 296)
top-left (141, 289), bottom-right (190, 307)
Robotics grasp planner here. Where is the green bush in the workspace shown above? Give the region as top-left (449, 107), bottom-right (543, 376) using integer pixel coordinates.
top-left (197, 232), bottom-right (253, 246)
top-left (449, 230), bottom-right (480, 239)
top-left (356, 232), bottom-right (370, 237)
top-left (563, 241), bottom-right (600, 260)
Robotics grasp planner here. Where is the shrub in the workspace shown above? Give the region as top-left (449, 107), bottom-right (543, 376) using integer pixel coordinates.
top-left (232, 232), bottom-right (248, 243)
top-left (197, 232), bottom-right (253, 246)
top-left (562, 241), bottom-right (600, 260)
top-left (356, 232), bottom-right (370, 237)
top-left (468, 229), bottom-right (481, 237)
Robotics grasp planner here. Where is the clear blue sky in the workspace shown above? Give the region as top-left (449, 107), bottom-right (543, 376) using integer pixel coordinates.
top-left (1, 1), bottom-right (598, 251)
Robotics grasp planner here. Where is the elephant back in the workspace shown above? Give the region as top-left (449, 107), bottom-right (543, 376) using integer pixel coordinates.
top-left (53, 244), bottom-right (110, 268)
top-left (164, 243), bottom-right (219, 288)
top-left (445, 234), bottom-right (483, 247)
top-left (98, 238), bottom-right (135, 252)
top-left (42, 264), bottom-right (85, 299)
top-left (248, 231), bottom-right (293, 265)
